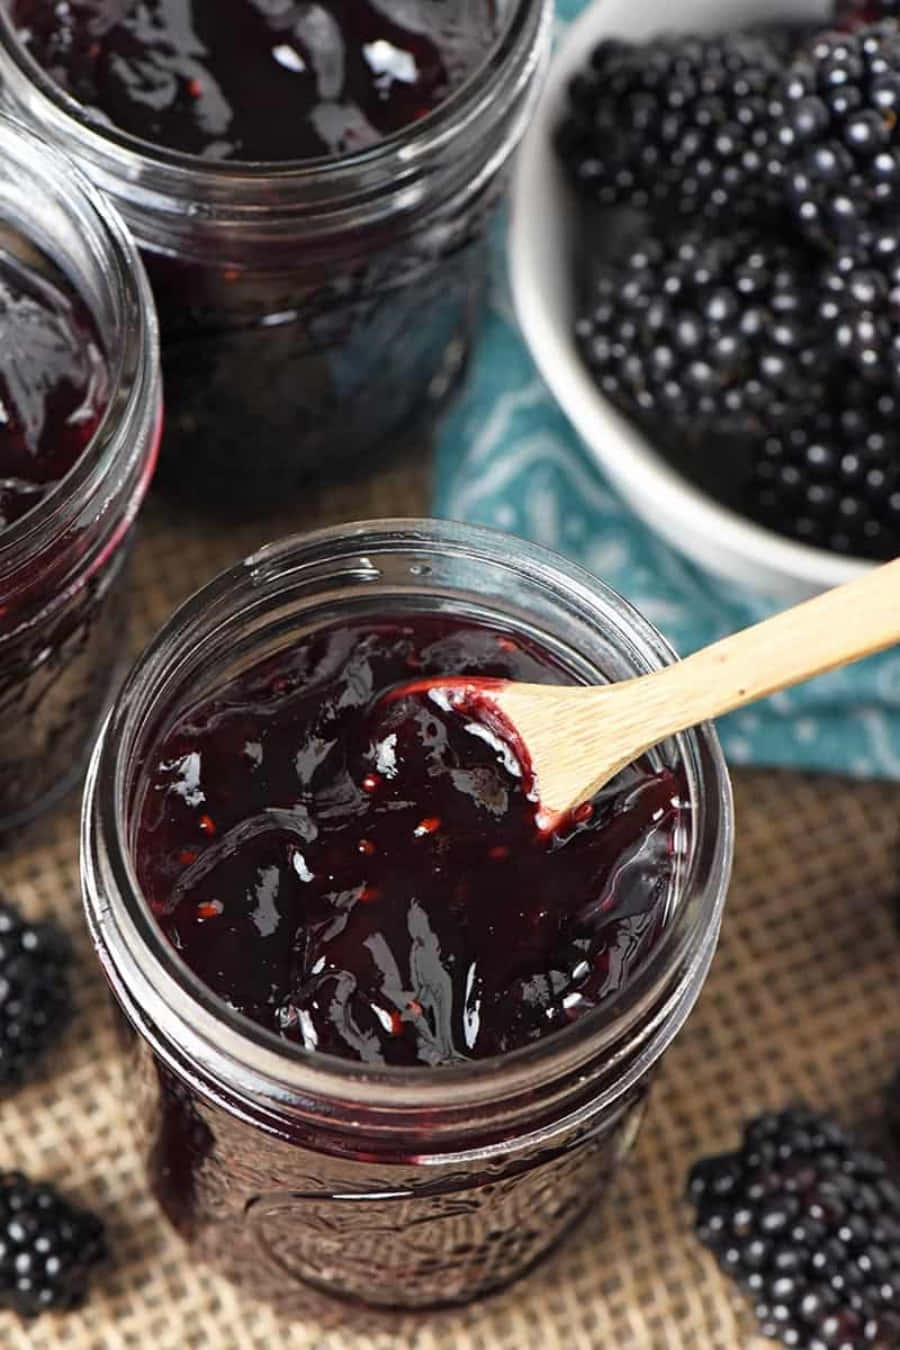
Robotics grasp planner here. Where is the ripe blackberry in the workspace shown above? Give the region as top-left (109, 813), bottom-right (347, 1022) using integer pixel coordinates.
top-left (778, 22), bottom-right (900, 252)
top-left (0, 896), bottom-right (71, 1089)
top-left (688, 1108), bottom-right (900, 1349)
top-left (555, 32), bottom-right (788, 220)
top-left (819, 235), bottom-right (900, 385)
top-left (747, 376), bottom-right (900, 559)
top-left (575, 225), bottom-right (825, 437)
top-left (0, 1171), bottom-right (105, 1317)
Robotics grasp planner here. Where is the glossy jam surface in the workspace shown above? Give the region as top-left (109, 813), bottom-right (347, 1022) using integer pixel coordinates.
top-left (136, 615), bottom-right (687, 1066)
top-left (11, 0), bottom-right (497, 161)
top-left (8, 3), bottom-right (508, 511)
top-left (0, 242), bottom-right (108, 530)
top-left (0, 233), bottom-right (123, 828)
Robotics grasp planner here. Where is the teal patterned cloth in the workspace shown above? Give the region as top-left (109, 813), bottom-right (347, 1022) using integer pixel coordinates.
top-left (433, 4), bottom-right (900, 781)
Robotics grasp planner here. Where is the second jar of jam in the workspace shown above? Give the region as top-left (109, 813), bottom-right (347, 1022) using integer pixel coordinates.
top-left (0, 1), bottom-right (551, 511)
top-left (0, 113), bottom-right (159, 829)
top-left (82, 519), bottom-right (733, 1315)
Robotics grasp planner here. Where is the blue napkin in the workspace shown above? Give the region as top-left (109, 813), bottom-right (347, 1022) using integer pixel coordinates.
top-left (432, 7), bottom-right (900, 780)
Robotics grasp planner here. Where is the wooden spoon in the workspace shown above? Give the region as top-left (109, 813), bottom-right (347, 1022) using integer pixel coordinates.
top-left (410, 557), bottom-right (900, 822)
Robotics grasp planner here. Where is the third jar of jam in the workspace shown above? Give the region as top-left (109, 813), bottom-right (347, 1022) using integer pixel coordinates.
top-left (0, 1), bottom-right (551, 511)
top-left (82, 519), bottom-right (733, 1315)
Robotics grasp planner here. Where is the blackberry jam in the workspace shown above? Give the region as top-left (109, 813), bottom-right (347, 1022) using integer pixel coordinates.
top-left (0, 115), bottom-right (159, 828)
top-left (0, 246), bottom-right (108, 529)
top-left (83, 522), bottom-right (732, 1311)
top-left (0, 2), bottom-right (551, 510)
top-left (11, 0), bottom-right (496, 161)
top-left (136, 614), bottom-right (686, 1065)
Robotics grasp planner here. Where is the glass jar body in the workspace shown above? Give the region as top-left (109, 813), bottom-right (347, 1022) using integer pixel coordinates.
top-left (0, 2), bottom-right (551, 511)
top-left (136, 1045), bottom-right (651, 1314)
top-left (145, 191), bottom-right (494, 509)
top-left (0, 542), bottom-right (133, 829)
top-left (0, 117), bottom-right (159, 828)
top-left (82, 521), bottom-right (732, 1310)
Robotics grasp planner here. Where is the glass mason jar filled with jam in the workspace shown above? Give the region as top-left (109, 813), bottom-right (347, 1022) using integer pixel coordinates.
top-left (82, 519), bottom-right (733, 1314)
top-left (0, 113), bottom-right (159, 829)
top-left (0, 2), bottom-right (551, 511)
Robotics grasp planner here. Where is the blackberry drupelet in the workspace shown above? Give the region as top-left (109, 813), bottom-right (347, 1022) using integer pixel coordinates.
top-left (819, 236), bottom-right (900, 385)
top-left (747, 375), bottom-right (900, 558)
top-left (688, 1107), bottom-right (900, 1349)
top-left (575, 225), bottom-right (825, 437)
top-left (0, 897), bottom-right (71, 1089)
top-left (779, 22), bottom-right (900, 252)
top-left (555, 32), bottom-right (788, 220)
top-left (0, 1172), bottom-right (106, 1317)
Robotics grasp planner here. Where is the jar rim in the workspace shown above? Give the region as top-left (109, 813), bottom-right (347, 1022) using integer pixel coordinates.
top-left (0, 114), bottom-right (159, 597)
top-left (83, 518), bottom-right (734, 1119)
top-left (0, 0), bottom-right (549, 186)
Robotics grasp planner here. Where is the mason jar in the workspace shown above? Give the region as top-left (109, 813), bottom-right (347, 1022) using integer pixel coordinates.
top-left (0, 3), bottom-right (551, 512)
top-left (0, 114), bottom-right (159, 830)
top-left (81, 519), bottom-right (733, 1313)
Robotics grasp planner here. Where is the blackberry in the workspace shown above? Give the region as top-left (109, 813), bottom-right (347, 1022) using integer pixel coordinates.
top-left (747, 376), bottom-right (900, 559)
top-left (555, 32), bottom-right (788, 220)
top-left (0, 896), bottom-right (71, 1089)
top-left (688, 1107), bottom-right (900, 1349)
top-left (575, 225), bottom-right (825, 437)
top-left (0, 1171), bottom-right (105, 1317)
top-left (779, 22), bottom-right (900, 252)
top-left (819, 235), bottom-right (900, 385)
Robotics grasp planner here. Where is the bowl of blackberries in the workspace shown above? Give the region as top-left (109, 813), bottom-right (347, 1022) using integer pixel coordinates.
top-left (509, 0), bottom-right (900, 600)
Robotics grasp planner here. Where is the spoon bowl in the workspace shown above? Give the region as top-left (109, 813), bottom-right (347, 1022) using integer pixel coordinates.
top-left (393, 557), bottom-right (900, 820)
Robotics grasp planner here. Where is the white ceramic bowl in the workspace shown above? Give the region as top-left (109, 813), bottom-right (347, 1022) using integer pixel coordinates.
top-left (509, 0), bottom-right (873, 602)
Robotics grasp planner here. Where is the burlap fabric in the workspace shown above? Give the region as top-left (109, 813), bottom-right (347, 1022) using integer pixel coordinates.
top-left (1, 452), bottom-right (898, 1349)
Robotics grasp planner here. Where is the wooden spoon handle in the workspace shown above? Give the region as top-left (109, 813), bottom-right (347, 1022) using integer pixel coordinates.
top-left (627, 554), bottom-right (900, 745)
top-left (491, 556), bottom-right (900, 817)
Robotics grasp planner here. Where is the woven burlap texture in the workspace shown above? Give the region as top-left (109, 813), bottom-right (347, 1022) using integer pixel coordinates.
top-left (1, 454), bottom-right (898, 1349)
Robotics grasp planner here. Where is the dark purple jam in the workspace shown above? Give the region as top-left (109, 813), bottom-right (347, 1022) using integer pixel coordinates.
top-left (6, 1), bottom-right (505, 511)
top-left (0, 231), bottom-right (134, 829)
top-left (0, 244), bottom-right (108, 530)
top-left (11, 0), bottom-right (497, 160)
top-left (136, 615), bottom-right (687, 1066)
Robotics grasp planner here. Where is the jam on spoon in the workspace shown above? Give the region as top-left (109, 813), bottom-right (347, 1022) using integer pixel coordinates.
top-left (136, 613), bottom-right (688, 1067)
